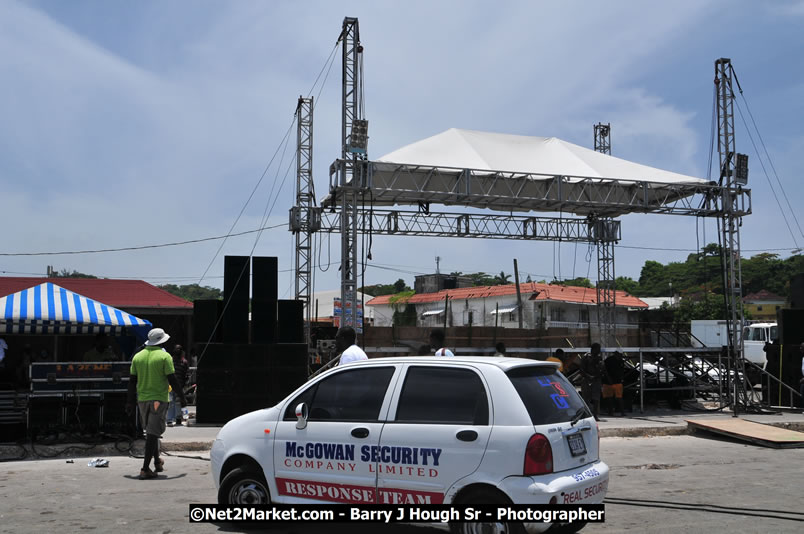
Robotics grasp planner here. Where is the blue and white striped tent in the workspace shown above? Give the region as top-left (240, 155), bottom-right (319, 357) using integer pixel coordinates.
top-left (0, 282), bottom-right (151, 335)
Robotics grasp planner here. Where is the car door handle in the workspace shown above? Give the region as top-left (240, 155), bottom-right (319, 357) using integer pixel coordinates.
top-left (351, 427), bottom-right (370, 439)
top-left (456, 430), bottom-right (478, 442)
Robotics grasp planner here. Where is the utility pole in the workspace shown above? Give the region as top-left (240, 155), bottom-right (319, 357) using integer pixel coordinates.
top-left (513, 259), bottom-right (523, 329)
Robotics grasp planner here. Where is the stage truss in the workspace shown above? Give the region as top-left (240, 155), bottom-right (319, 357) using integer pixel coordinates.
top-left (290, 19), bottom-right (755, 412)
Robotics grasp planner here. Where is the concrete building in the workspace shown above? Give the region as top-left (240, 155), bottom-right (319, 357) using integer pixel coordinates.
top-left (413, 274), bottom-right (473, 294)
top-left (743, 290), bottom-right (785, 322)
top-left (366, 282), bottom-right (647, 332)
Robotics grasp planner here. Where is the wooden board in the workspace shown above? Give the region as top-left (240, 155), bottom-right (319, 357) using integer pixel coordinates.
top-left (686, 418), bottom-right (804, 449)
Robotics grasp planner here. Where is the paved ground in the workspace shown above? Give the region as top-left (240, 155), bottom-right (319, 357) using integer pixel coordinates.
top-left (2, 427), bottom-right (803, 533)
top-left (597, 434), bottom-right (803, 533)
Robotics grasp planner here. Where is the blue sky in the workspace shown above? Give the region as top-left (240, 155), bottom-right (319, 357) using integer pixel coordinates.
top-left (1, 0), bottom-right (802, 297)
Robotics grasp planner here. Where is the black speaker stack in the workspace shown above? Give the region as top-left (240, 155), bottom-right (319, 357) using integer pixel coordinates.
top-left (222, 255), bottom-right (250, 344)
top-left (767, 277), bottom-right (804, 406)
top-left (195, 256), bottom-right (307, 424)
top-left (252, 256), bottom-right (278, 344)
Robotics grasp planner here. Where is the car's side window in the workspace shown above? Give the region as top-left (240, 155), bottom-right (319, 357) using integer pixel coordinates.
top-left (283, 367), bottom-right (395, 422)
top-left (395, 366), bottom-right (489, 425)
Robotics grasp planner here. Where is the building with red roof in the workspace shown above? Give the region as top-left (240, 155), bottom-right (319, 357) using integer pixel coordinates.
top-left (366, 281), bottom-right (647, 331)
top-left (0, 277), bottom-right (193, 360)
top-left (0, 277), bottom-right (192, 314)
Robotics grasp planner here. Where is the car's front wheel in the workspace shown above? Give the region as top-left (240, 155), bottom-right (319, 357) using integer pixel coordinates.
top-left (218, 466), bottom-right (270, 505)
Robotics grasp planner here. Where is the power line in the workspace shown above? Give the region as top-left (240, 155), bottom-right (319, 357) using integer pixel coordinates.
top-left (732, 67), bottom-right (804, 241)
top-left (733, 98), bottom-right (800, 250)
top-left (0, 223), bottom-right (286, 257)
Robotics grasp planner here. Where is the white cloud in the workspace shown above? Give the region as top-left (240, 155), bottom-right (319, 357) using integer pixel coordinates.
top-left (0, 0), bottom-right (800, 294)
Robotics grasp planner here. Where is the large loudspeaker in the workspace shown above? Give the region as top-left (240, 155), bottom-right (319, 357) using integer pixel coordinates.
top-left (765, 343), bottom-right (802, 406)
top-left (270, 343), bottom-right (308, 405)
top-left (277, 300), bottom-right (304, 343)
top-left (223, 256), bottom-right (251, 344)
top-left (28, 396), bottom-right (62, 435)
top-left (102, 392), bottom-right (137, 435)
top-left (252, 256), bottom-right (278, 344)
top-left (790, 273), bottom-right (804, 309)
top-left (63, 395), bottom-right (102, 431)
top-left (777, 308), bottom-right (804, 345)
top-left (196, 343), bottom-right (271, 424)
top-left (194, 299), bottom-right (222, 344)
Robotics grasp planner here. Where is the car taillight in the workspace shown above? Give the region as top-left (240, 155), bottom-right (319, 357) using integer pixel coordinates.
top-left (596, 421), bottom-right (600, 456)
top-left (524, 433), bottom-right (553, 476)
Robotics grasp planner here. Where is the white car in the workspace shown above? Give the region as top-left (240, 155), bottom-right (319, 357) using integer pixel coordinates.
top-left (210, 356), bottom-right (609, 533)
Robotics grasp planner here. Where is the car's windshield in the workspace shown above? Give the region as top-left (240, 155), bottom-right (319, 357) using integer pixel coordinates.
top-left (507, 366), bottom-right (589, 425)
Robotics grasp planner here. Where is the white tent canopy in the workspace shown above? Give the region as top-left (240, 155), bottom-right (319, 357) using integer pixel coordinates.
top-left (331, 128), bottom-right (717, 217)
top-left (377, 129), bottom-right (707, 185)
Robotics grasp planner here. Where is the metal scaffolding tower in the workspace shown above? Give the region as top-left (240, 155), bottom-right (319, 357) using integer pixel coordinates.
top-left (302, 18), bottom-right (753, 369)
top-left (593, 123), bottom-right (616, 347)
top-left (336, 17), bottom-right (366, 332)
top-left (714, 58), bottom-right (750, 412)
top-left (591, 216), bottom-right (618, 347)
top-left (594, 123), bottom-right (611, 155)
top-left (290, 97), bottom-right (319, 343)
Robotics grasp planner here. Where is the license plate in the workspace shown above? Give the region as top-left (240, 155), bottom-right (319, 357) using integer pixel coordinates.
top-left (567, 433), bottom-right (587, 457)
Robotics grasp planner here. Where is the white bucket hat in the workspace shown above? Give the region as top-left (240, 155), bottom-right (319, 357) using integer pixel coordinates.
top-left (145, 328), bottom-right (170, 346)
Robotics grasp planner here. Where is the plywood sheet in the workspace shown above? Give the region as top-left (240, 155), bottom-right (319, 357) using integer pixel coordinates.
top-left (686, 418), bottom-right (804, 449)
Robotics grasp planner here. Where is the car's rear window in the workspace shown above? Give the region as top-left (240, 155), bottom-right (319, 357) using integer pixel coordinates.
top-left (506, 366), bottom-right (589, 425)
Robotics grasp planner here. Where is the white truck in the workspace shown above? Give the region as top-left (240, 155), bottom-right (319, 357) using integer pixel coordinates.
top-left (690, 319), bottom-right (775, 369)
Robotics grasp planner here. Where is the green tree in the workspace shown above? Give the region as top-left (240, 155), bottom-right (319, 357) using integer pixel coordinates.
top-left (52, 269), bottom-right (98, 279)
top-left (360, 279), bottom-right (410, 297)
top-left (671, 288), bottom-right (726, 327)
top-left (637, 260), bottom-right (667, 296)
top-left (493, 271), bottom-right (511, 285)
top-left (615, 276), bottom-right (639, 294)
top-left (158, 284), bottom-right (222, 301)
top-left (389, 290), bottom-right (417, 326)
top-left (461, 272), bottom-right (496, 286)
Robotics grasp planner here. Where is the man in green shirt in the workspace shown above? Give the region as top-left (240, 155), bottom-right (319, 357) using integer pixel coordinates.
top-left (126, 328), bottom-right (186, 480)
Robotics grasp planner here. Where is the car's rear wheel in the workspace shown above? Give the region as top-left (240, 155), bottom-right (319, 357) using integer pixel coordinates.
top-left (451, 488), bottom-right (524, 534)
top-left (549, 521), bottom-right (587, 533)
top-left (218, 466), bottom-right (270, 505)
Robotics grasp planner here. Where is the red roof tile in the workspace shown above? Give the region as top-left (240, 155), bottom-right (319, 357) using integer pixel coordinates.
top-left (743, 289), bottom-right (785, 302)
top-left (366, 282), bottom-right (647, 308)
top-left (0, 277), bottom-right (192, 309)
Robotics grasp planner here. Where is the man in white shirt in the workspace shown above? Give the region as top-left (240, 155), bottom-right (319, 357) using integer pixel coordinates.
top-left (799, 342), bottom-right (804, 408)
top-left (429, 329), bottom-right (455, 357)
top-left (0, 338), bottom-right (7, 368)
top-left (336, 326), bottom-right (368, 366)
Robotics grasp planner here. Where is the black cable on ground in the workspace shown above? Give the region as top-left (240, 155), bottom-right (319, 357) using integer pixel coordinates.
top-left (0, 442), bottom-right (29, 462)
top-left (605, 496), bottom-right (804, 522)
top-left (161, 451), bottom-right (210, 462)
top-left (30, 439), bottom-right (98, 459)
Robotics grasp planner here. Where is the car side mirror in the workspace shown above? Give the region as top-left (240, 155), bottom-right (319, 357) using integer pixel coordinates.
top-left (295, 402), bottom-right (309, 429)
